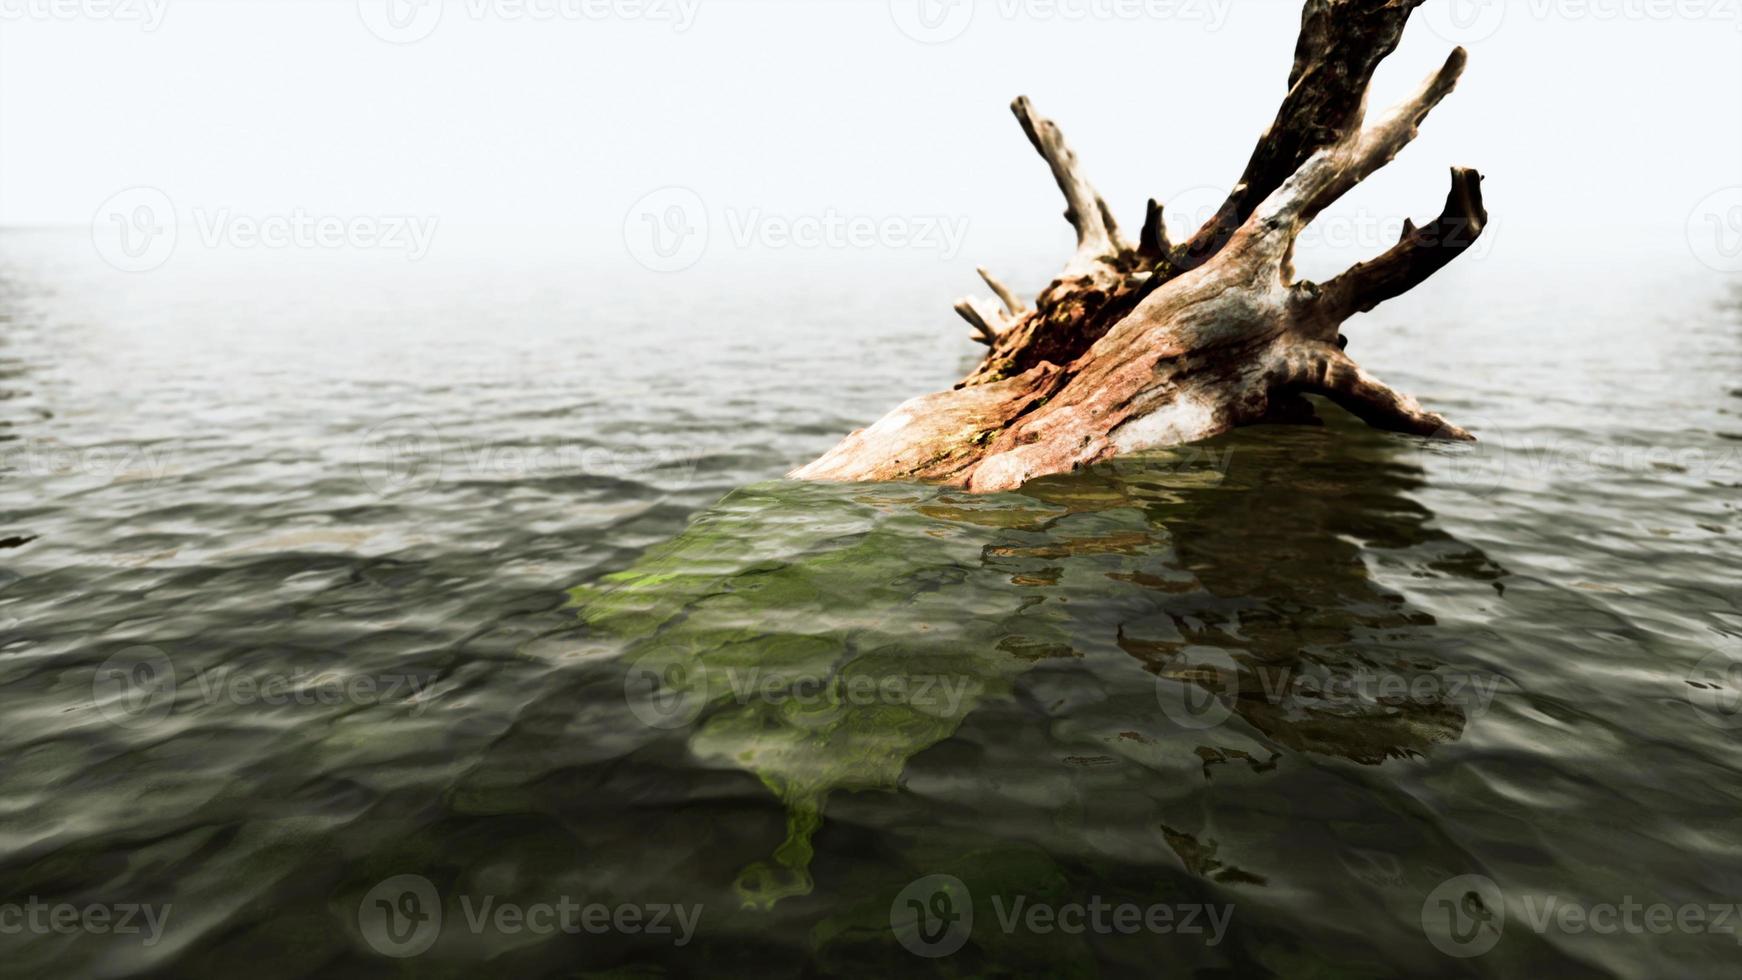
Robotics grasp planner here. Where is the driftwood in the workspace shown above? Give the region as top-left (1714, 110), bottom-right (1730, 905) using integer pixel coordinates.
top-left (794, 0), bottom-right (1487, 493)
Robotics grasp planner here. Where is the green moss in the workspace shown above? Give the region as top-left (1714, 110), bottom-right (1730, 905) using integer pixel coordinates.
top-left (569, 481), bottom-right (1077, 909)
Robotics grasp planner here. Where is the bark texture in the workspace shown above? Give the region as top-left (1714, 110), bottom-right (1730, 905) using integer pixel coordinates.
top-left (794, 0), bottom-right (1488, 493)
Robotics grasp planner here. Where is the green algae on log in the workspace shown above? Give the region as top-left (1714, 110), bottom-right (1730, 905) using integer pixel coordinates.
top-left (568, 481), bottom-right (1080, 909)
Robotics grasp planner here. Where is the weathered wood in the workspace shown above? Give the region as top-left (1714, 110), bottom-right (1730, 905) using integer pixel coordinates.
top-left (794, 0), bottom-right (1488, 493)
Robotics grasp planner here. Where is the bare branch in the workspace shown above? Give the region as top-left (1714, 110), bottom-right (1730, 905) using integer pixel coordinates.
top-left (955, 297), bottom-right (1009, 346)
top-left (1180, 0), bottom-right (1429, 266)
top-left (1138, 198), bottom-right (1174, 266)
top-left (1316, 167), bottom-right (1487, 318)
top-left (976, 266), bottom-right (1027, 317)
top-left (1288, 344), bottom-right (1471, 438)
top-left (1011, 96), bottom-right (1122, 270)
top-left (1251, 46), bottom-right (1469, 244)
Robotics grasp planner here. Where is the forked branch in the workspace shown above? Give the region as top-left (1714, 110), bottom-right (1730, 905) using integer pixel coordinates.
top-left (1011, 96), bottom-right (1128, 274)
top-left (1316, 167), bottom-right (1487, 319)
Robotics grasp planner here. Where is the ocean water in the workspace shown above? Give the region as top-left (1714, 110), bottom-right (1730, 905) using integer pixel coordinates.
top-left (0, 230), bottom-right (1738, 978)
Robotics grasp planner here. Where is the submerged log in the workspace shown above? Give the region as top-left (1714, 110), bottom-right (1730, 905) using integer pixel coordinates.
top-left (794, 0), bottom-right (1488, 493)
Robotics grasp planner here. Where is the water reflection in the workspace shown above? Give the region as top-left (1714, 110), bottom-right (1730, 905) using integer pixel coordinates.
top-left (1043, 418), bottom-right (1510, 768)
top-left (558, 409), bottom-right (1512, 920)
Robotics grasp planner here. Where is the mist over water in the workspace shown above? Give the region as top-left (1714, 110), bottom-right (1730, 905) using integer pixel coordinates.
top-left (0, 227), bottom-right (1736, 975)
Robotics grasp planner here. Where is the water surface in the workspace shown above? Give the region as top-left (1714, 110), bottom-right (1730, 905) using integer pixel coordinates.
top-left (1, 233), bottom-right (1738, 977)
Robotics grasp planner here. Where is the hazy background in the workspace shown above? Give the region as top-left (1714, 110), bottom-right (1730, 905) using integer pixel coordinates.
top-left (1, 7), bottom-right (1740, 976)
top-left (3, 0), bottom-right (1740, 287)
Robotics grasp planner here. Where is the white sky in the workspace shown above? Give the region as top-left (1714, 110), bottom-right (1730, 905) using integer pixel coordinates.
top-left (2, 0), bottom-right (1739, 270)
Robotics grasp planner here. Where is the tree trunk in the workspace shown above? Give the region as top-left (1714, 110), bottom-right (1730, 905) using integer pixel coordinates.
top-left (793, 0), bottom-right (1488, 494)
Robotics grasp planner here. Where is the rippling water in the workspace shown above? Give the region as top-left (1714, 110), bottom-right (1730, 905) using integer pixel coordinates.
top-left (1, 230), bottom-right (1738, 978)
